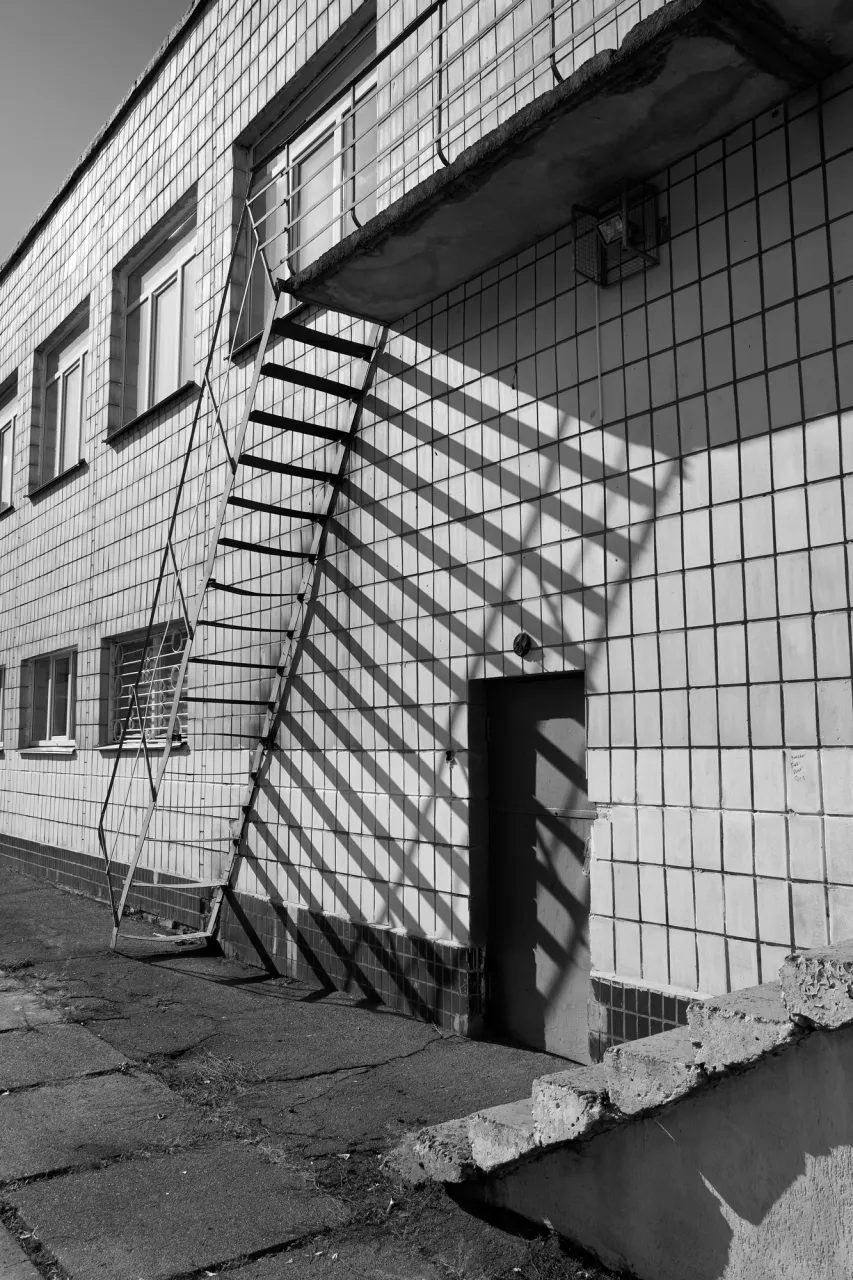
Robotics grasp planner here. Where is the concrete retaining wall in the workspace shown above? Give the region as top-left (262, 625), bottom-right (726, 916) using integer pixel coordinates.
top-left (476, 1027), bottom-right (853, 1280)
top-left (405, 949), bottom-right (853, 1278)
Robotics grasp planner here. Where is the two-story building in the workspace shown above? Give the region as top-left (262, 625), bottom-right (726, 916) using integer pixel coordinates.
top-left (3, 0), bottom-right (853, 1063)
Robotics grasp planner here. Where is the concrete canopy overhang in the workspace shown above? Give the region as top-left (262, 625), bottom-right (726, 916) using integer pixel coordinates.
top-left (285, 0), bottom-right (844, 324)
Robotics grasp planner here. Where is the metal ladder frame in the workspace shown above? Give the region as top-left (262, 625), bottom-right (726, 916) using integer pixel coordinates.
top-left (97, 199), bottom-right (388, 950)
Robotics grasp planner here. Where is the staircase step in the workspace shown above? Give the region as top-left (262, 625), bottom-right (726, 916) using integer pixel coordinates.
top-left (207, 578), bottom-right (289, 599)
top-left (228, 494), bottom-right (317, 520)
top-left (185, 695), bottom-right (272, 706)
top-left (271, 317), bottom-right (373, 360)
top-left (121, 931), bottom-right (211, 945)
top-left (687, 982), bottom-right (800, 1073)
top-left (189, 656), bottom-right (278, 670)
top-left (261, 363), bottom-right (359, 400)
top-left (604, 1026), bottom-right (704, 1116)
top-left (218, 534), bottom-right (311, 557)
top-left (468, 1099), bottom-right (539, 1173)
top-left (532, 1064), bottom-right (611, 1145)
top-left (197, 619), bottom-right (289, 633)
top-left (249, 409), bottom-right (347, 443)
top-left (238, 453), bottom-right (334, 483)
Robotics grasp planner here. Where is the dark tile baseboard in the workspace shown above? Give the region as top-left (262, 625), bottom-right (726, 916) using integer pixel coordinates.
top-left (588, 975), bottom-right (691, 1062)
top-left (0, 833), bottom-right (485, 1034)
top-left (0, 834), bottom-right (687, 1050)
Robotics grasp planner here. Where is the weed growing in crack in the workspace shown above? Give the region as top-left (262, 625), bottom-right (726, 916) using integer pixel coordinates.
top-left (0, 1200), bottom-right (72, 1280)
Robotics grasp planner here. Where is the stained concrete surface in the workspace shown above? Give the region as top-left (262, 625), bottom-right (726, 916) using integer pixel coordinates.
top-left (0, 985), bottom-right (61, 1032)
top-left (0, 867), bottom-right (610, 1279)
top-left (0, 1024), bottom-right (125, 1090)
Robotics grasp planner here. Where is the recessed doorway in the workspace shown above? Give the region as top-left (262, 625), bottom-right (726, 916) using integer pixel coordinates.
top-left (485, 673), bottom-right (592, 1062)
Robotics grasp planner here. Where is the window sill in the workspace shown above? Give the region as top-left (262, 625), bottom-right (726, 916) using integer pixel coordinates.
top-left (105, 381), bottom-right (201, 444)
top-left (28, 459), bottom-right (87, 501)
top-left (230, 300), bottom-right (310, 363)
top-left (0, 503), bottom-right (14, 520)
top-left (98, 739), bottom-right (188, 755)
top-left (20, 744), bottom-right (77, 757)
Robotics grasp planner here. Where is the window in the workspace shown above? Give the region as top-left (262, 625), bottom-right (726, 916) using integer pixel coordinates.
top-left (243, 42), bottom-right (377, 338)
top-left (122, 213), bottom-right (197, 426)
top-left (27, 651), bottom-right (76, 746)
top-left (0, 404), bottom-right (14, 512)
top-left (107, 627), bottom-right (187, 744)
top-left (40, 318), bottom-right (87, 486)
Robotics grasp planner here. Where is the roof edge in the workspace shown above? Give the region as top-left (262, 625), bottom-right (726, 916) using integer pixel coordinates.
top-left (0, 0), bottom-right (212, 291)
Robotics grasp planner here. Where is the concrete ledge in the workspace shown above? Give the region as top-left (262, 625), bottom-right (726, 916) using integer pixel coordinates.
top-left (468, 1099), bottom-right (539, 1172)
top-left (688, 982), bottom-right (803, 1073)
top-left (532, 1064), bottom-right (611, 1145)
top-left (604, 1026), bottom-right (705, 1115)
top-left (780, 942), bottom-right (853, 1029)
top-left (467, 1026), bottom-right (853, 1280)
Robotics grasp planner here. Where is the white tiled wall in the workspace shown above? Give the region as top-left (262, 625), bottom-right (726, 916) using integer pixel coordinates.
top-left (1, 0), bottom-right (853, 1003)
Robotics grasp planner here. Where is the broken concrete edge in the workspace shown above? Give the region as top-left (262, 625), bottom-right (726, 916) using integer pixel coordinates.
top-left (780, 941), bottom-right (853, 1029)
top-left (403, 970), bottom-right (830, 1182)
top-left (688, 980), bottom-right (807, 1072)
top-left (412, 1117), bottom-right (480, 1185)
top-left (604, 1026), bottom-right (708, 1117)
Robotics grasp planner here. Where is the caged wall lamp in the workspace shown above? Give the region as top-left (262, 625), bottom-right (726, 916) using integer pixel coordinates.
top-left (573, 184), bottom-right (665, 287)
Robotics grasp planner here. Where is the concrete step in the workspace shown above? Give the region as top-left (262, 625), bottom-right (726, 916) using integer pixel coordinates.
top-left (468, 1098), bottom-right (538, 1172)
top-left (407, 976), bottom-right (812, 1182)
top-left (688, 981), bottom-right (802, 1072)
top-left (413, 1117), bottom-right (477, 1184)
top-left (401, 958), bottom-right (853, 1279)
top-left (604, 1024), bottom-right (705, 1115)
top-left (532, 1063), bottom-right (611, 1145)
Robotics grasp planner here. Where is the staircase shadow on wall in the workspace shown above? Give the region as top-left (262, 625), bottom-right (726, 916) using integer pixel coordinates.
top-left (236, 326), bottom-right (708, 1030)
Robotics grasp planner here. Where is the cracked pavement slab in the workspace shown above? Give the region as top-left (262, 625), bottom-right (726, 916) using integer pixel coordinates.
top-left (0, 867), bottom-right (611, 1280)
top-left (0, 1024), bottom-right (125, 1091)
top-left (8, 1141), bottom-right (348, 1280)
top-left (232, 1031), bottom-right (570, 1157)
top-left (0, 1071), bottom-right (203, 1180)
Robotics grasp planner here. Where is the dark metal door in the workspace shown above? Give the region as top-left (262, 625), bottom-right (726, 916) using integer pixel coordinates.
top-left (486, 674), bottom-right (592, 1062)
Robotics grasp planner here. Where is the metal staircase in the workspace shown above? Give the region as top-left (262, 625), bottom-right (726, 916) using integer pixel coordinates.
top-left (97, 202), bottom-right (388, 949)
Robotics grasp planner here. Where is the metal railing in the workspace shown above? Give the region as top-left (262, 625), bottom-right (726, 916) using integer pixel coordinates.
top-left (246, 0), bottom-right (669, 282)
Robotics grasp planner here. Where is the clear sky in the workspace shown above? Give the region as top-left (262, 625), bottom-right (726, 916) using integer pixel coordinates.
top-left (0, 0), bottom-right (192, 263)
